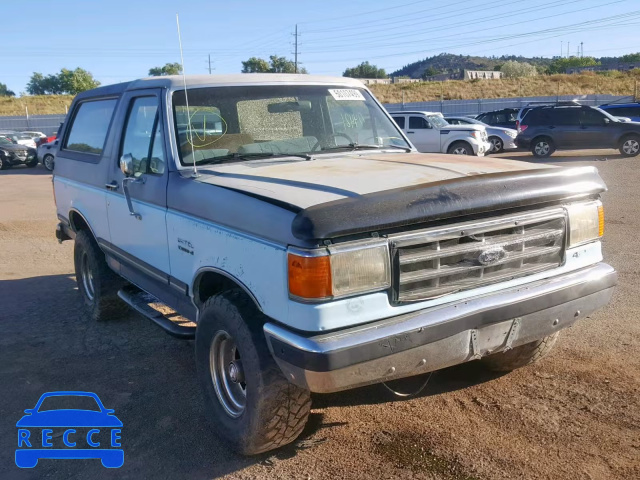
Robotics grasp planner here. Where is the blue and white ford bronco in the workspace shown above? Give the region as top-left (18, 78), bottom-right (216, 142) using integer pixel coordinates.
top-left (53, 74), bottom-right (616, 455)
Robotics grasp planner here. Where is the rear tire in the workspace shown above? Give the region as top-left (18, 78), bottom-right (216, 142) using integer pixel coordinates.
top-left (26, 158), bottom-right (38, 168)
top-left (73, 230), bottom-right (127, 321)
top-left (0, 157), bottom-right (10, 170)
top-left (43, 154), bottom-right (54, 171)
top-left (619, 135), bottom-right (640, 157)
top-left (196, 289), bottom-right (311, 455)
top-left (447, 141), bottom-right (474, 155)
top-left (481, 333), bottom-right (559, 372)
top-left (531, 137), bottom-right (554, 158)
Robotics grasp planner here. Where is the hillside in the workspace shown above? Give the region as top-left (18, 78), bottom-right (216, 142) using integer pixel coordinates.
top-left (0, 95), bottom-right (73, 116)
top-left (391, 53), bottom-right (553, 79)
top-left (369, 72), bottom-right (639, 104)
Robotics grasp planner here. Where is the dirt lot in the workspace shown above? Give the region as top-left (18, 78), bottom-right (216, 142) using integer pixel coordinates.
top-left (1, 150), bottom-right (639, 480)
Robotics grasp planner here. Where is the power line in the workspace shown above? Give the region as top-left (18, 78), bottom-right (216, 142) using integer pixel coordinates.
top-left (297, 0), bottom-right (428, 26)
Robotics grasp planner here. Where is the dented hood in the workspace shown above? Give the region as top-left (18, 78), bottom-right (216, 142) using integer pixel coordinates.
top-left (195, 152), bottom-right (551, 210)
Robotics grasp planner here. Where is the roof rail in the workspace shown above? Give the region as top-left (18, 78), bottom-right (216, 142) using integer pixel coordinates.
top-left (524, 100), bottom-right (581, 107)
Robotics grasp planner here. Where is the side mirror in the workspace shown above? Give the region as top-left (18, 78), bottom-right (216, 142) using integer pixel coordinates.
top-left (24, 409), bottom-right (33, 414)
top-left (604, 117), bottom-right (610, 124)
top-left (120, 154), bottom-right (134, 177)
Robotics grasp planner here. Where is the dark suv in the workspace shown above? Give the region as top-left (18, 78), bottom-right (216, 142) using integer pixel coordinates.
top-left (475, 108), bottom-right (519, 129)
top-left (516, 105), bottom-right (640, 158)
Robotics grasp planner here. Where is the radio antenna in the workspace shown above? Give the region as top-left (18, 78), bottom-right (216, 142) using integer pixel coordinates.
top-left (176, 13), bottom-right (198, 177)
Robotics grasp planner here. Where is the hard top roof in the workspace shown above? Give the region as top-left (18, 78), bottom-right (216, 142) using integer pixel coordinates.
top-left (73, 74), bottom-right (366, 101)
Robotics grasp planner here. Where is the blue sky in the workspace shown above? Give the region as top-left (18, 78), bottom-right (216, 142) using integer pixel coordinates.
top-left (2, 0), bottom-right (640, 95)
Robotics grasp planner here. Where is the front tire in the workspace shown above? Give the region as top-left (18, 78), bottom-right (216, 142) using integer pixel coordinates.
top-left (196, 290), bottom-right (311, 455)
top-left (447, 141), bottom-right (473, 155)
top-left (531, 137), bottom-right (554, 158)
top-left (489, 136), bottom-right (504, 153)
top-left (619, 135), bottom-right (640, 157)
top-left (26, 158), bottom-right (38, 168)
top-left (481, 333), bottom-right (559, 372)
top-left (73, 230), bottom-right (127, 321)
top-left (43, 154), bottom-right (54, 171)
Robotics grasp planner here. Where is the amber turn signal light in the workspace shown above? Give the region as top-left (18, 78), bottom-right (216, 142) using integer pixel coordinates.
top-left (287, 253), bottom-right (332, 299)
top-left (598, 204), bottom-right (604, 237)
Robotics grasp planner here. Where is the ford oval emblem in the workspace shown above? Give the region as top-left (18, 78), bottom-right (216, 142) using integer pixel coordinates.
top-left (477, 247), bottom-right (507, 266)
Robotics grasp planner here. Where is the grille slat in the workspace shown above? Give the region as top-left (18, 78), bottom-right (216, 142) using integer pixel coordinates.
top-left (390, 209), bottom-right (567, 304)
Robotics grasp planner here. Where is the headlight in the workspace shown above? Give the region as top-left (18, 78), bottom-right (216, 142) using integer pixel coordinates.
top-left (287, 239), bottom-right (391, 301)
top-left (566, 200), bottom-right (604, 247)
top-left (504, 130), bottom-right (517, 138)
top-left (470, 131), bottom-right (480, 139)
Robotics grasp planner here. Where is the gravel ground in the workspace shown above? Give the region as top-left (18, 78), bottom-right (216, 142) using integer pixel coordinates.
top-left (0, 150), bottom-right (638, 480)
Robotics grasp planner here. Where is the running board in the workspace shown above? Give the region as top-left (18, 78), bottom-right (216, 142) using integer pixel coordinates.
top-left (117, 287), bottom-right (196, 339)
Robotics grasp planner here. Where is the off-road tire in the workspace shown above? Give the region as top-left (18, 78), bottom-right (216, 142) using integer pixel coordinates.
top-left (447, 141), bottom-right (473, 155)
top-left (619, 134), bottom-right (640, 157)
top-left (25, 158), bottom-right (38, 168)
top-left (531, 136), bottom-right (555, 158)
top-left (73, 230), bottom-right (127, 321)
top-left (43, 154), bottom-right (55, 171)
top-left (481, 332), bottom-right (559, 372)
top-left (196, 289), bottom-right (311, 455)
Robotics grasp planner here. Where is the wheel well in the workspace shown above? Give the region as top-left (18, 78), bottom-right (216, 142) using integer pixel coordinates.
top-left (532, 135), bottom-right (553, 145)
top-left (193, 270), bottom-right (260, 311)
top-left (447, 140), bottom-right (471, 152)
top-left (69, 210), bottom-right (91, 234)
top-left (618, 133), bottom-right (640, 147)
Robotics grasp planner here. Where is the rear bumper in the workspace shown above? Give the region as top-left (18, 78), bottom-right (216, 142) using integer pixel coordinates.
top-left (264, 263), bottom-right (616, 393)
top-left (515, 136), bottom-right (532, 149)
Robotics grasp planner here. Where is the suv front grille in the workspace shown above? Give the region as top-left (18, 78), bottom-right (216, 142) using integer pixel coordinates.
top-left (389, 208), bottom-right (567, 304)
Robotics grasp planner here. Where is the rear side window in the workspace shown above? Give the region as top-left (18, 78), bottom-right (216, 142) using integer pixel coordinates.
top-left (553, 108), bottom-right (581, 125)
top-left (64, 99), bottom-right (117, 154)
top-left (392, 116), bottom-right (405, 129)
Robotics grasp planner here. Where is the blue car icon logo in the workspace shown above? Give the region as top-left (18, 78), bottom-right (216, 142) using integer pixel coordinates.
top-left (15, 391), bottom-right (123, 468)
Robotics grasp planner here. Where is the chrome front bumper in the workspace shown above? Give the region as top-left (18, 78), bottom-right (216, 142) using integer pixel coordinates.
top-left (264, 263), bottom-right (616, 393)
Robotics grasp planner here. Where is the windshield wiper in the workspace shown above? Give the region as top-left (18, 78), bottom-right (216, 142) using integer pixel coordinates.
top-left (320, 143), bottom-right (411, 153)
top-left (196, 151), bottom-right (312, 165)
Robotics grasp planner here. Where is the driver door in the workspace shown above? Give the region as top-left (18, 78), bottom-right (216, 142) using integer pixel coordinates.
top-left (105, 89), bottom-right (171, 279)
top-left (407, 116), bottom-right (439, 152)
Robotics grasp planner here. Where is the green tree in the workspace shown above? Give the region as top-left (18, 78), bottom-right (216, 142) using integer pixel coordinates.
top-left (548, 56), bottom-right (599, 74)
top-left (620, 53), bottom-right (640, 63)
top-left (241, 57), bottom-right (271, 73)
top-left (499, 60), bottom-right (538, 78)
top-left (148, 62), bottom-right (183, 76)
top-left (0, 82), bottom-right (15, 97)
top-left (421, 66), bottom-right (440, 79)
top-left (241, 56), bottom-right (307, 74)
top-left (26, 69), bottom-right (100, 95)
top-left (343, 61), bottom-right (387, 79)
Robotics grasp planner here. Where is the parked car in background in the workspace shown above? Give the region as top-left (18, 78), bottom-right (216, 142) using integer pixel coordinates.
top-left (599, 103), bottom-right (640, 122)
top-left (0, 135), bottom-right (38, 169)
top-left (0, 132), bottom-right (37, 148)
top-left (37, 139), bottom-right (58, 171)
top-left (391, 111), bottom-right (491, 155)
top-left (444, 116), bottom-right (517, 153)
top-left (516, 101), bottom-right (581, 132)
top-left (22, 131), bottom-right (47, 141)
top-left (475, 108), bottom-right (519, 129)
top-left (516, 104), bottom-right (640, 158)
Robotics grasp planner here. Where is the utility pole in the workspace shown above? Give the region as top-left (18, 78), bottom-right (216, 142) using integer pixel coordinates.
top-left (581, 41), bottom-right (584, 58)
top-left (208, 54), bottom-right (212, 74)
top-left (567, 42), bottom-right (570, 58)
top-left (292, 24), bottom-right (300, 73)
top-left (561, 41), bottom-right (563, 58)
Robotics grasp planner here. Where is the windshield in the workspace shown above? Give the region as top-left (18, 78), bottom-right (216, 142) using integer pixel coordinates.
top-left (0, 137), bottom-right (13, 145)
top-left (172, 85), bottom-right (409, 166)
top-left (38, 395), bottom-right (102, 412)
top-left (427, 115), bottom-right (448, 128)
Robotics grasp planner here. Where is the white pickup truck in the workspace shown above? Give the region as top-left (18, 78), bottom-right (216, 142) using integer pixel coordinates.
top-left (53, 74), bottom-right (616, 455)
top-left (390, 111), bottom-right (491, 156)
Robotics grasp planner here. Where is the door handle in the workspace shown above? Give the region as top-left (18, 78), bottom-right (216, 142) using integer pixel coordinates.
top-left (407, 131), bottom-right (415, 134)
top-left (105, 181), bottom-right (119, 191)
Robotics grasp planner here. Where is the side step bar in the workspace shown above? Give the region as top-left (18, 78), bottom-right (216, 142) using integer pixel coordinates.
top-left (117, 287), bottom-right (196, 339)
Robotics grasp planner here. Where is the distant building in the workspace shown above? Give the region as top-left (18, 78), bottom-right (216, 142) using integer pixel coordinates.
top-left (359, 78), bottom-right (391, 85)
top-left (423, 73), bottom-right (460, 82)
top-left (392, 77), bottom-right (421, 84)
top-left (463, 70), bottom-right (503, 80)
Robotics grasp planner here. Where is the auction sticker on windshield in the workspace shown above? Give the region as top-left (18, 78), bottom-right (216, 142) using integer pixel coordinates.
top-left (328, 89), bottom-right (365, 101)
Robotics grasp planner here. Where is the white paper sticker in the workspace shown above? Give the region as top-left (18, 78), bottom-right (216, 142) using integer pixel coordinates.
top-left (328, 89), bottom-right (366, 101)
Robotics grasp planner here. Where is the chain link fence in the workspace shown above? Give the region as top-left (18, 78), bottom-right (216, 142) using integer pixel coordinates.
top-left (0, 114), bottom-right (67, 136)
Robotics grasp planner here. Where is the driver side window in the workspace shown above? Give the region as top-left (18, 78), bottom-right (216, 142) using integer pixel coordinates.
top-left (120, 96), bottom-right (165, 176)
